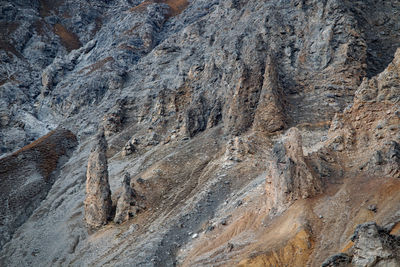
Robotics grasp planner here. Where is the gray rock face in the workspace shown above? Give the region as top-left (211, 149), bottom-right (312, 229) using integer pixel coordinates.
top-left (386, 141), bottom-right (400, 179)
top-left (2, 0), bottom-right (399, 156)
top-left (351, 222), bottom-right (400, 267)
top-left (114, 173), bottom-right (137, 224)
top-left (40, 40), bottom-right (97, 97)
top-left (323, 222), bottom-right (400, 267)
top-left (266, 127), bottom-right (322, 214)
top-left (322, 253), bottom-right (352, 267)
top-left (1, 0), bottom-right (400, 266)
top-left (102, 101), bottom-right (126, 137)
top-left (354, 47), bottom-right (400, 104)
top-left (121, 140), bottom-right (136, 157)
top-left (0, 0), bottom-right (118, 154)
top-left (84, 128), bottom-right (112, 229)
top-left (367, 141), bottom-right (400, 179)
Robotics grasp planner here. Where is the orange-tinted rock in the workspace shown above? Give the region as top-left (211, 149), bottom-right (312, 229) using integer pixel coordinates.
top-left (238, 228), bottom-right (314, 267)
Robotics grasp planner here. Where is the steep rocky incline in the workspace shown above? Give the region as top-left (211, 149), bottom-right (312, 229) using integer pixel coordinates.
top-left (0, 0), bottom-right (400, 266)
top-left (2, 0), bottom-right (400, 155)
top-left (0, 128), bottom-right (77, 250)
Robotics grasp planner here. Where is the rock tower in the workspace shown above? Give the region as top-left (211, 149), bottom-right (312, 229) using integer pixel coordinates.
top-left (84, 128), bottom-right (112, 229)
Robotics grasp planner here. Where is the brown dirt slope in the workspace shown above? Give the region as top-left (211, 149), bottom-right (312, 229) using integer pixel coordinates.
top-left (0, 128), bottom-right (77, 250)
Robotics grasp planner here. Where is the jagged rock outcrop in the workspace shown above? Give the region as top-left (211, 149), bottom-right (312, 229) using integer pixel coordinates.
top-left (0, 128), bottom-right (77, 250)
top-left (0, 0), bottom-right (118, 154)
top-left (2, 0), bottom-right (400, 266)
top-left (102, 101), bottom-right (126, 137)
top-left (184, 95), bottom-right (209, 138)
top-left (253, 55), bottom-right (286, 133)
top-left (121, 138), bottom-right (137, 157)
top-left (321, 253), bottom-right (352, 267)
top-left (354, 47), bottom-right (400, 104)
top-left (41, 40), bottom-right (97, 96)
top-left (84, 128), bottom-right (112, 229)
top-left (323, 222), bottom-right (400, 267)
top-left (351, 222), bottom-right (400, 267)
top-left (387, 141), bottom-right (400, 178)
top-left (266, 127), bottom-right (322, 214)
top-left (325, 47), bottom-right (400, 178)
top-left (114, 173), bottom-right (138, 224)
top-left (224, 61), bottom-right (265, 136)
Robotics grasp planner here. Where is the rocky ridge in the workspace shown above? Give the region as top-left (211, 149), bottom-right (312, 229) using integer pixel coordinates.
top-left (0, 0), bottom-right (400, 266)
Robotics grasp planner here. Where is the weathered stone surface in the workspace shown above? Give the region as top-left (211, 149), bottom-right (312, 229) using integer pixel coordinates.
top-left (252, 55), bottom-right (286, 133)
top-left (102, 101), bottom-right (125, 137)
top-left (224, 61), bottom-right (265, 136)
top-left (2, 0), bottom-right (399, 156)
top-left (266, 127), bottom-right (323, 214)
top-left (354, 48), bottom-right (400, 104)
top-left (325, 47), bottom-right (400, 177)
top-left (351, 222), bottom-right (400, 267)
top-left (323, 222), bottom-right (400, 267)
top-left (121, 141), bottom-right (136, 157)
top-left (321, 253), bottom-right (352, 267)
top-left (0, 0), bottom-right (117, 154)
top-left (184, 95), bottom-right (209, 138)
top-left (40, 40), bottom-right (97, 96)
top-left (1, 0), bottom-right (400, 266)
top-left (352, 222), bottom-right (400, 267)
top-left (387, 141), bottom-right (400, 178)
top-left (114, 173), bottom-right (137, 224)
top-left (84, 128), bottom-right (112, 229)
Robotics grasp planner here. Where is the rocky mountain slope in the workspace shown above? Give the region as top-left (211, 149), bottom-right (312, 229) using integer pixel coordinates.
top-left (0, 0), bottom-right (399, 266)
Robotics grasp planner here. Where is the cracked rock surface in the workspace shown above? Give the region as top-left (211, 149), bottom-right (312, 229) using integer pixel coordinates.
top-left (1, 0), bottom-right (400, 266)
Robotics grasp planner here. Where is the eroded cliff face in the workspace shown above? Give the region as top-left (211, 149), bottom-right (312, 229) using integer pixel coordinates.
top-left (0, 0), bottom-right (399, 266)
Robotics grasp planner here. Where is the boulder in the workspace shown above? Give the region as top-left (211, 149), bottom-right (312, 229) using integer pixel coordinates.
top-left (323, 222), bottom-right (400, 267)
top-left (351, 222), bottom-right (400, 267)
